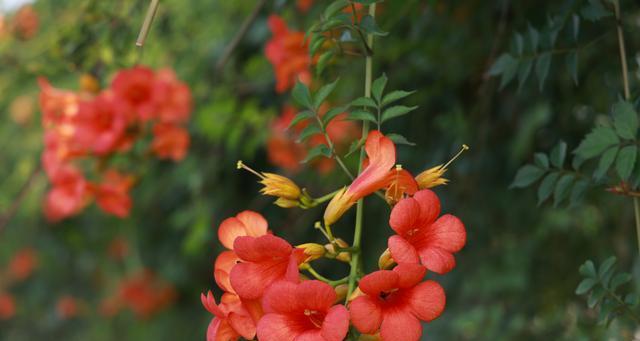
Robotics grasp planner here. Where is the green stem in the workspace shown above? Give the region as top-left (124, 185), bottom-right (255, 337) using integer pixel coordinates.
top-left (347, 2), bottom-right (377, 302)
top-left (635, 198), bottom-right (640, 255)
top-left (311, 189), bottom-right (342, 206)
top-left (306, 265), bottom-right (334, 283)
top-left (315, 115), bottom-right (355, 180)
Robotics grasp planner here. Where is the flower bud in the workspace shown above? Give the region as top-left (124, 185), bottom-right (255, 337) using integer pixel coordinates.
top-left (323, 188), bottom-right (354, 226)
top-left (334, 284), bottom-right (348, 303)
top-left (79, 73), bottom-right (101, 94)
top-left (274, 197), bottom-right (299, 208)
top-left (297, 243), bottom-right (326, 262)
top-left (324, 238), bottom-right (351, 263)
top-left (378, 248), bottom-right (395, 270)
top-left (415, 165), bottom-right (448, 189)
top-left (348, 287), bottom-right (363, 302)
top-left (260, 173), bottom-right (302, 200)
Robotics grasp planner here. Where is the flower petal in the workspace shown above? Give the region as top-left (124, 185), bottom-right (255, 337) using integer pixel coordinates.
top-left (379, 310), bottom-right (422, 341)
top-left (214, 251), bottom-right (239, 293)
top-left (417, 247), bottom-right (456, 275)
top-left (228, 312), bottom-right (257, 340)
top-left (236, 210), bottom-right (268, 237)
top-left (392, 263), bottom-right (426, 289)
top-left (262, 281), bottom-right (299, 314)
top-left (359, 270), bottom-right (399, 297)
top-left (427, 214), bottom-right (466, 252)
top-left (256, 313), bottom-right (300, 341)
top-left (292, 280), bottom-right (334, 312)
top-left (388, 235), bottom-right (419, 265)
top-left (409, 280), bottom-right (446, 322)
top-left (218, 217), bottom-right (247, 250)
top-left (413, 189), bottom-right (441, 225)
top-left (348, 131), bottom-right (396, 200)
top-left (294, 330), bottom-right (325, 341)
top-left (233, 235), bottom-right (292, 262)
top-left (389, 197), bottom-right (421, 235)
top-left (208, 317), bottom-right (240, 341)
top-left (349, 296), bottom-right (383, 334)
top-left (230, 262), bottom-right (285, 300)
top-left (321, 304), bottom-right (350, 341)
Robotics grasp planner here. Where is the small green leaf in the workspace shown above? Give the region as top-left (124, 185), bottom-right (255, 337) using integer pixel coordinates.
top-left (610, 273), bottom-right (631, 290)
top-left (594, 146), bottom-right (618, 179)
top-left (550, 141), bottom-right (567, 168)
top-left (580, 0), bottom-right (611, 22)
top-left (537, 172), bottom-right (560, 205)
top-left (348, 110), bottom-right (377, 123)
top-left (310, 35), bottom-right (326, 57)
top-left (292, 81), bottom-right (313, 109)
top-left (514, 32), bottom-right (524, 55)
top-left (287, 110), bottom-right (315, 129)
top-left (382, 90), bottom-right (416, 107)
top-left (598, 256), bottom-right (616, 279)
top-left (489, 54), bottom-right (518, 89)
top-left (386, 133), bottom-right (416, 146)
top-left (615, 145), bottom-right (637, 180)
top-left (553, 174), bottom-right (575, 207)
top-left (371, 74), bottom-right (388, 103)
top-left (314, 78), bottom-right (339, 109)
top-left (511, 165), bottom-right (546, 188)
top-left (566, 52), bottom-right (578, 85)
top-left (517, 59), bottom-right (533, 90)
top-left (351, 96), bottom-right (378, 108)
top-left (298, 124), bottom-right (321, 142)
top-left (324, 0), bottom-right (350, 19)
top-left (576, 278), bottom-right (597, 295)
top-left (302, 144), bottom-right (331, 163)
top-left (534, 153), bottom-right (549, 169)
top-left (359, 14), bottom-right (388, 36)
top-left (572, 14), bottom-right (580, 41)
top-left (381, 105), bottom-right (418, 123)
top-left (588, 286), bottom-right (604, 308)
top-left (316, 50), bottom-right (335, 75)
top-left (570, 179), bottom-right (589, 207)
top-left (575, 126), bottom-right (620, 159)
top-left (322, 106), bottom-right (347, 125)
top-left (612, 101), bottom-right (639, 140)
top-left (535, 52), bottom-right (551, 91)
top-left (579, 260), bottom-right (597, 278)
top-left (346, 138), bottom-right (364, 157)
top-left (528, 24), bottom-right (539, 52)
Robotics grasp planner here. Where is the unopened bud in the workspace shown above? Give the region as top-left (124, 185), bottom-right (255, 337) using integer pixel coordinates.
top-left (415, 165), bottom-right (448, 189)
top-left (334, 284), bottom-right (348, 303)
top-left (79, 73), bottom-right (101, 94)
top-left (324, 238), bottom-right (351, 263)
top-left (260, 173), bottom-right (302, 200)
top-left (274, 197), bottom-right (299, 208)
top-left (297, 243), bottom-right (326, 262)
top-left (378, 249), bottom-right (395, 270)
top-left (348, 287), bottom-right (363, 302)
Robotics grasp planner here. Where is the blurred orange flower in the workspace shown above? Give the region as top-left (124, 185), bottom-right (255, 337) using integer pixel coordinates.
top-left (151, 123), bottom-right (190, 161)
top-left (0, 293), bottom-right (15, 320)
top-left (265, 15), bottom-right (313, 93)
top-left (56, 295), bottom-right (79, 320)
top-left (11, 5), bottom-right (39, 40)
top-left (8, 248), bottom-right (38, 282)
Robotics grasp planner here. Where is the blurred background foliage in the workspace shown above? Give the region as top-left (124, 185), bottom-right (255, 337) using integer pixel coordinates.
top-left (1, 0), bottom-right (640, 340)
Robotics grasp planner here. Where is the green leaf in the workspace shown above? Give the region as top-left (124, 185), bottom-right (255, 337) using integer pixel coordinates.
top-left (292, 81), bottom-right (313, 109)
top-left (324, 0), bottom-right (350, 19)
top-left (553, 174), bottom-right (575, 207)
top-left (302, 144), bottom-right (331, 163)
top-left (359, 14), bottom-right (388, 36)
top-left (386, 133), bottom-right (416, 146)
top-left (588, 286), bottom-right (604, 308)
top-left (528, 24), bottom-right (539, 52)
top-left (322, 106), bottom-right (347, 125)
top-left (576, 278), bottom-right (597, 295)
top-left (316, 50), bottom-right (334, 75)
top-left (595, 146), bottom-right (618, 179)
top-left (346, 138), bottom-right (364, 157)
top-left (575, 126), bottom-right (620, 159)
top-left (310, 35), bottom-right (326, 57)
top-left (297, 124), bottom-right (321, 142)
top-left (615, 145), bottom-right (637, 180)
top-left (511, 165), bottom-right (546, 188)
top-left (550, 141), bottom-right (567, 168)
top-left (537, 172), bottom-right (560, 205)
top-left (579, 260), bottom-right (597, 278)
top-left (489, 54), bottom-right (518, 88)
top-left (570, 179), bottom-right (589, 207)
top-left (625, 293), bottom-right (639, 306)
top-left (314, 78), bottom-right (339, 109)
top-left (612, 101), bottom-right (639, 140)
top-left (580, 0), bottom-right (611, 22)
top-left (381, 105), bottom-right (418, 123)
top-left (381, 90), bottom-right (415, 107)
top-left (610, 273), bottom-right (631, 290)
top-left (535, 52), bottom-right (551, 91)
top-left (287, 110), bottom-right (315, 129)
top-left (566, 52), bottom-right (578, 85)
top-left (371, 74), bottom-right (387, 103)
top-left (572, 14), bottom-right (580, 42)
top-left (534, 153), bottom-right (549, 169)
top-left (598, 257), bottom-right (616, 279)
top-left (517, 59), bottom-right (533, 90)
top-left (514, 32), bottom-right (524, 55)
top-left (351, 96), bottom-right (378, 108)
top-left (348, 110), bottom-right (377, 124)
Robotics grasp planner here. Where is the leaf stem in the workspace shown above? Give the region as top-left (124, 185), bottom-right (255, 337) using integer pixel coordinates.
top-left (315, 115), bottom-right (355, 180)
top-left (347, 2), bottom-right (377, 302)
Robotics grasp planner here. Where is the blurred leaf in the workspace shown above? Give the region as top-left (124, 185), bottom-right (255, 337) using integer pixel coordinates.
top-left (302, 144), bottom-right (331, 163)
top-left (323, 106), bottom-right (347, 125)
top-left (511, 165), bottom-right (546, 188)
top-left (566, 52), bottom-right (578, 85)
top-left (594, 146), bottom-right (618, 179)
top-left (517, 59), bottom-right (533, 90)
top-left (381, 90), bottom-right (415, 107)
top-left (314, 78), bottom-right (339, 109)
top-left (612, 101), bottom-right (638, 140)
top-left (576, 278), bottom-right (597, 295)
top-left (359, 15), bottom-right (388, 36)
top-left (324, 0), bottom-right (350, 19)
top-left (381, 105), bottom-right (418, 123)
top-left (580, 260), bottom-right (597, 278)
top-left (351, 96), bottom-right (378, 108)
top-left (615, 145), bottom-right (637, 180)
top-left (610, 273), bottom-right (631, 290)
top-left (348, 110), bottom-right (377, 123)
top-left (580, 0), bottom-right (611, 21)
top-left (292, 81), bottom-right (313, 109)
top-left (386, 133), bottom-right (416, 146)
top-left (534, 153), bottom-right (549, 169)
top-left (575, 126), bottom-right (620, 159)
top-left (316, 51), bottom-right (335, 75)
top-left (371, 74), bottom-right (387, 103)
top-left (570, 179), bottom-right (589, 206)
top-left (598, 256), bottom-right (616, 279)
top-left (550, 141), bottom-right (567, 168)
top-left (538, 172), bottom-right (560, 204)
top-left (553, 174), bottom-right (574, 206)
top-left (288, 110), bottom-right (314, 129)
top-left (535, 52), bottom-right (551, 91)
top-left (298, 124), bottom-right (321, 142)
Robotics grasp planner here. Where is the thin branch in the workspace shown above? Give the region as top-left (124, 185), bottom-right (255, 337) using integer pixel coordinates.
top-left (215, 0), bottom-right (268, 73)
top-left (0, 166), bottom-right (42, 234)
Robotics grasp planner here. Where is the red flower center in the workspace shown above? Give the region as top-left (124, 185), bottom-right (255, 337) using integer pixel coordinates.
top-left (303, 309), bottom-right (325, 328)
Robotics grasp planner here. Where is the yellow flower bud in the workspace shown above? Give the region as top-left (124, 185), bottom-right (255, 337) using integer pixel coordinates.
top-left (378, 248), bottom-right (396, 270)
top-left (323, 187), bottom-right (354, 226)
top-left (260, 173), bottom-right (302, 200)
top-left (297, 243), bottom-right (326, 262)
top-left (324, 238), bottom-right (351, 263)
top-left (415, 165), bottom-right (448, 189)
top-left (334, 284), bottom-right (348, 303)
top-left (274, 197), bottom-right (299, 208)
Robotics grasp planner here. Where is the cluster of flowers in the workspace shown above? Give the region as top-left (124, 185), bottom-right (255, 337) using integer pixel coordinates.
top-left (264, 15), bottom-right (359, 174)
top-left (203, 131), bottom-right (467, 341)
top-left (40, 66), bottom-right (192, 222)
top-left (0, 5), bottom-right (39, 41)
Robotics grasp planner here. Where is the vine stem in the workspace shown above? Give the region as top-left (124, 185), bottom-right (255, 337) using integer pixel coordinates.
top-left (347, 2), bottom-right (377, 302)
top-left (613, 0), bottom-right (639, 254)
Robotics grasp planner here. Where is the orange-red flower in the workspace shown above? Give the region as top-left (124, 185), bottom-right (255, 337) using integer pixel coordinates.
top-left (74, 91), bottom-right (129, 155)
top-left (257, 280), bottom-right (350, 341)
top-left (296, 0), bottom-right (314, 12)
top-left (324, 130), bottom-right (395, 226)
top-left (151, 123), bottom-right (190, 161)
top-left (111, 66), bottom-right (157, 121)
top-left (387, 190), bottom-right (466, 274)
top-left (7, 247), bottom-right (38, 282)
top-left (153, 69), bottom-right (192, 124)
top-left (11, 5), bottom-right (39, 40)
top-left (202, 291), bottom-right (257, 341)
top-left (116, 270), bottom-right (176, 319)
top-left (217, 210), bottom-right (269, 250)
top-left (90, 170), bottom-right (135, 218)
top-left (265, 15), bottom-right (313, 93)
top-left (44, 166), bottom-right (89, 222)
top-left (0, 293), bottom-right (15, 320)
top-left (56, 295), bottom-right (79, 320)
top-left (349, 264), bottom-right (445, 341)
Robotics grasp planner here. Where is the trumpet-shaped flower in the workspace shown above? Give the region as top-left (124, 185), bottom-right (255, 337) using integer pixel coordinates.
top-left (90, 170), bottom-right (134, 218)
top-left (257, 280), bottom-right (349, 341)
top-left (229, 235), bottom-right (304, 300)
top-left (387, 190), bottom-right (466, 274)
top-left (217, 211), bottom-right (269, 250)
top-left (201, 291), bottom-right (257, 341)
top-left (384, 166), bottom-right (418, 205)
top-left (150, 123), bottom-right (190, 161)
top-left (324, 130), bottom-right (396, 226)
top-left (349, 264), bottom-right (445, 341)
